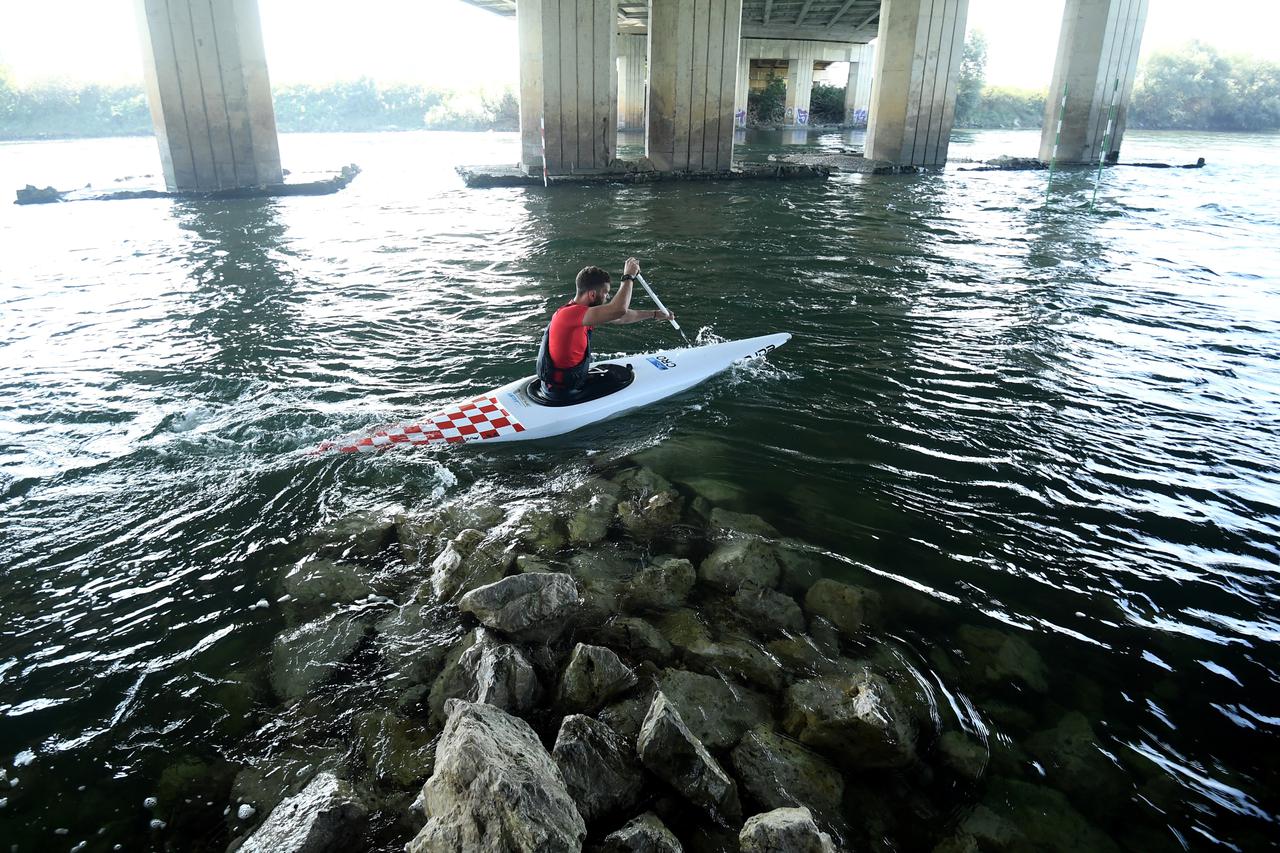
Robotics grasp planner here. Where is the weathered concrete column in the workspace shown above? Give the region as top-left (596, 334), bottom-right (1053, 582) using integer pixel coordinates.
top-left (865, 0), bottom-right (970, 167)
top-left (784, 48), bottom-right (816, 126)
top-left (519, 0), bottom-right (618, 175)
top-left (134, 0), bottom-right (281, 191)
top-left (843, 43), bottom-right (874, 126)
top-left (617, 33), bottom-right (647, 131)
top-left (647, 0), bottom-right (743, 172)
top-left (1039, 0), bottom-right (1149, 164)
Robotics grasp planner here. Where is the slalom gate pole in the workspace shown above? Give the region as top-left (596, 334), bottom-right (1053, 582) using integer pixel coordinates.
top-left (1045, 83), bottom-right (1068, 202)
top-left (635, 274), bottom-right (691, 346)
top-left (1090, 78), bottom-right (1120, 213)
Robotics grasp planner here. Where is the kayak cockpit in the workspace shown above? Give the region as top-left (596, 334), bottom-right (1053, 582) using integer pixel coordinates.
top-left (525, 363), bottom-right (635, 407)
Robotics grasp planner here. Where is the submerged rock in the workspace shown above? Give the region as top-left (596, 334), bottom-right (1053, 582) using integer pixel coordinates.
top-left (623, 556), bottom-right (696, 613)
top-left (234, 772), bottom-right (366, 853)
top-left (600, 811), bottom-right (683, 853)
top-left (618, 489), bottom-right (685, 542)
top-left (408, 700), bottom-right (586, 853)
top-left (556, 643), bottom-right (638, 713)
top-left (427, 628), bottom-right (540, 726)
top-left (271, 612), bottom-right (371, 702)
top-left (355, 712), bottom-right (435, 789)
top-left (657, 609), bottom-right (785, 692)
top-left (551, 714), bottom-right (644, 824)
top-left (698, 539), bottom-right (782, 592)
top-left (637, 692), bottom-right (741, 825)
top-left (429, 530), bottom-right (505, 602)
top-left (657, 668), bottom-right (773, 750)
top-left (955, 625), bottom-right (1049, 694)
top-left (782, 670), bottom-right (916, 769)
top-left (730, 586), bottom-right (806, 636)
top-left (280, 559), bottom-right (374, 624)
top-left (310, 510), bottom-right (396, 561)
top-left (803, 579), bottom-right (880, 636)
top-left (709, 508), bottom-right (779, 540)
top-left (457, 572), bottom-right (582, 643)
top-left (568, 492), bottom-right (619, 545)
top-left (937, 731), bottom-right (988, 782)
top-left (965, 777), bottom-right (1121, 853)
top-left (613, 466), bottom-right (674, 500)
top-left (738, 807), bottom-right (836, 853)
top-left (396, 502), bottom-right (505, 564)
top-left (1026, 711), bottom-right (1124, 818)
top-left (373, 602), bottom-right (454, 690)
top-left (591, 615), bottom-right (675, 665)
top-left (511, 504), bottom-right (568, 554)
top-left (730, 725), bottom-right (844, 817)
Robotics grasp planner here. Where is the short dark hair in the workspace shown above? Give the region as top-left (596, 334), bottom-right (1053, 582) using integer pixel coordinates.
top-left (575, 266), bottom-right (611, 296)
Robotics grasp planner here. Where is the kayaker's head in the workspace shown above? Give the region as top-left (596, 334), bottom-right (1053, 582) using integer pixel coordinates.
top-left (575, 266), bottom-right (612, 306)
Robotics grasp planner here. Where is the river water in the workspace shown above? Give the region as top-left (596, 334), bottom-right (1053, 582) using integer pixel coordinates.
top-left (1, 128), bottom-right (1278, 851)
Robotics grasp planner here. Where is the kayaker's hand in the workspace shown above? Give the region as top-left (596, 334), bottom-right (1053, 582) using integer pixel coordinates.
top-left (655, 310), bottom-right (674, 322)
top-left (624, 257), bottom-right (640, 277)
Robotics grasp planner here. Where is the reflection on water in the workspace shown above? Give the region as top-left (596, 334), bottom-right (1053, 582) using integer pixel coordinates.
top-left (0, 128), bottom-right (1278, 851)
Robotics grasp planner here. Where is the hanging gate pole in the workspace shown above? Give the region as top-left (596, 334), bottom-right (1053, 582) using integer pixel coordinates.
top-left (1045, 83), bottom-right (1068, 202)
top-left (1090, 78), bottom-right (1121, 212)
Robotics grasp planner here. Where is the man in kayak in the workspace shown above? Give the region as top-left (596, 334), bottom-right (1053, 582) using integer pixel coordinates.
top-left (536, 257), bottom-right (675, 402)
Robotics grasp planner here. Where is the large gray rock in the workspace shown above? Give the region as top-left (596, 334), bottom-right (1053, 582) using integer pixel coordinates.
top-left (510, 504), bottom-right (567, 554)
top-left (430, 530), bottom-right (506, 602)
top-left (657, 610), bottom-right (784, 692)
top-left (600, 812), bottom-right (682, 853)
top-left (612, 466), bottom-right (674, 500)
top-left (556, 643), bottom-right (638, 713)
top-left (731, 586), bottom-right (806, 636)
top-left (730, 726), bottom-right (844, 817)
top-left (427, 629), bottom-right (540, 726)
top-left (637, 691), bottom-right (741, 824)
top-left (623, 556), bottom-right (696, 613)
top-left (618, 489), bottom-right (684, 542)
top-left (738, 807), bottom-right (836, 853)
top-left (271, 613), bottom-right (370, 701)
top-left (591, 616), bottom-right (675, 665)
top-left (236, 772), bottom-right (366, 853)
top-left (457, 572), bottom-right (582, 643)
top-left (396, 503), bottom-right (504, 565)
top-left (408, 701), bottom-right (586, 853)
top-left (657, 668), bottom-right (772, 750)
top-left (698, 539), bottom-right (782, 592)
top-left (551, 714), bottom-right (644, 824)
top-left (782, 671), bottom-right (916, 769)
top-left (597, 684), bottom-right (659, 746)
top-left (955, 625), bottom-right (1049, 694)
top-left (803, 579), bottom-right (880, 636)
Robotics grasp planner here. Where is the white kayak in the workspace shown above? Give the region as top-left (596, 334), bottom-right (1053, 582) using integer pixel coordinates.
top-left (316, 332), bottom-right (790, 454)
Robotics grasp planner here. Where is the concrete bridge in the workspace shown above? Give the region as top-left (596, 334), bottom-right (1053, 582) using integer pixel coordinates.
top-left (133, 0), bottom-right (1148, 190)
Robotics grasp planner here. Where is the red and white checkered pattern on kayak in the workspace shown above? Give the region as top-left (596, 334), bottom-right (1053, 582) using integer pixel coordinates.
top-left (317, 395), bottom-right (525, 454)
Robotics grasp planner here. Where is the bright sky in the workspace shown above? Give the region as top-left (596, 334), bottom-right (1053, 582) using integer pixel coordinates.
top-left (1, 0), bottom-right (1277, 90)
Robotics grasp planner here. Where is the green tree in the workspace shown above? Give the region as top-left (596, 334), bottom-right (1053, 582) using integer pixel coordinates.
top-left (747, 73), bottom-right (786, 124)
top-left (954, 30), bottom-right (987, 126)
top-left (809, 82), bottom-right (845, 124)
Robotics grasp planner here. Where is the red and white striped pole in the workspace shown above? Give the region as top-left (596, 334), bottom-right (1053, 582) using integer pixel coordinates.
top-left (539, 116), bottom-right (549, 187)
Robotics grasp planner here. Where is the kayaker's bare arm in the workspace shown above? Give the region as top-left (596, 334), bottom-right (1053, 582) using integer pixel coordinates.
top-left (608, 308), bottom-right (676, 325)
top-left (583, 257), bottom-right (639, 325)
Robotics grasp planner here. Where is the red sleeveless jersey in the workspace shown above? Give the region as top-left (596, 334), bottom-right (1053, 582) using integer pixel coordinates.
top-left (548, 303), bottom-right (592, 367)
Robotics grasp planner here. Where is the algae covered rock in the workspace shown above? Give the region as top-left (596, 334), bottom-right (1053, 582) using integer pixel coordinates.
top-left (618, 489), bottom-right (685, 542)
top-left (731, 586), bottom-right (806, 636)
top-left (937, 731), bottom-right (988, 782)
top-left (309, 510), bottom-right (396, 561)
top-left (600, 811), bottom-right (683, 852)
top-left (551, 714), bottom-right (644, 824)
top-left (709, 507), bottom-right (779, 540)
top-left (782, 670), bottom-right (917, 769)
top-left (556, 642), bottom-right (638, 713)
top-left (568, 492), bottom-right (618, 545)
top-left (511, 504), bottom-right (567, 554)
top-left (234, 772), bottom-right (367, 853)
top-left (271, 612), bottom-right (371, 702)
top-left (803, 578), bottom-right (880, 636)
top-left (427, 628), bottom-right (540, 726)
top-left (408, 700), bottom-right (586, 853)
top-left (738, 806), bottom-right (837, 853)
top-left (637, 691), bottom-right (741, 825)
top-left (657, 609), bottom-right (785, 692)
top-left (280, 558), bottom-right (374, 624)
top-left (591, 615), bottom-right (675, 665)
top-left (429, 530), bottom-right (508, 602)
top-left (698, 539), bottom-right (782, 591)
top-left (457, 572), bottom-right (582, 643)
top-left (657, 668), bottom-right (772, 750)
top-left (623, 556), bottom-right (696, 613)
top-left (355, 711), bottom-right (435, 788)
top-left (730, 725), bottom-right (844, 817)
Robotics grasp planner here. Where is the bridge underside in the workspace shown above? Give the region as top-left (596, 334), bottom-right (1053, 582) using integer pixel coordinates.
top-left (462, 0), bottom-right (882, 42)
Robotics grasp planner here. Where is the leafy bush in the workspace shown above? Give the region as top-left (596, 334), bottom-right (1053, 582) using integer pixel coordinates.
top-left (809, 82), bottom-right (845, 124)
top-left (747, 74), bottom-right (786, 124)
top-left (966, 86), bottom-right (1046, 129)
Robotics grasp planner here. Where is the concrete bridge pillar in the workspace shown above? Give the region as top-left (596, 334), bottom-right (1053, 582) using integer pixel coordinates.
top-left (1039, 0), bottom-right (1149, 164)
top-left (784, 45), bottom-right (816, 126)
top-left (617, 33), bottom-right (647, 131)
top-left (646, 0), bottom-right (743, 172)
top-left (843, 43), bottom-right (874, 127)
top-left (519, 0), bottom-right (618, 175)
top-left (135, 0), bottom-right (282, 191)
top-left (865, 0), bottom-right (969, 167)
top-left (734, 50), bottom-right (750, 127)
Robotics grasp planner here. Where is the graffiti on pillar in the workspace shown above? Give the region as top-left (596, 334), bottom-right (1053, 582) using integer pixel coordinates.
top-left (796, 108), bottom-right (809, 126)
top-left (735, 109), bottom-right (746, 127)
top-left (785, 107), bottom-right (794, 124)
top-left (846, 108), bottom-right (869, 128)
